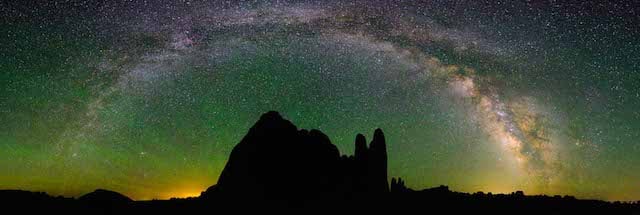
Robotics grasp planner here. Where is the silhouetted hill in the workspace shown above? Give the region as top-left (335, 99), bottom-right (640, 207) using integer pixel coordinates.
top-left (200, 111), bottom-right (389, 201)
top-left (77, 189), bottom-right (132, 214)
top-left (1, 111), bottom-right (639, 214)
top-left (78, 189), bottom-right (132, 204)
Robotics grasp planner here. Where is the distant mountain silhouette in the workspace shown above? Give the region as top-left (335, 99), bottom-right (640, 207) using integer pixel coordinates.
top-left (1, 111), bottom-right (639, 214)
top-left (200, 111), bottom-right (388, 201)
top-left (78, 189), bottom-right (132, 214)
top-left (78, 189), bottom-right (132, 204)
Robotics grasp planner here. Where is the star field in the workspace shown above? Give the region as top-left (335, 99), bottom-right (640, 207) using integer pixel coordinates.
top-left (1, 0), bottom-right (639, 201)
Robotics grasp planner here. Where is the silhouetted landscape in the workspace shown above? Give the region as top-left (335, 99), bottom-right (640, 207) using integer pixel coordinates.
top-left (2, 112), bottom-right (639, 214)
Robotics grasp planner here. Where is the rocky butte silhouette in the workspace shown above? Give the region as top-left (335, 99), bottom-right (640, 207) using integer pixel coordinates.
top-left (200, 111), bottom-right (389, 201)
top-left (1, 111), bottom-right (639, 214)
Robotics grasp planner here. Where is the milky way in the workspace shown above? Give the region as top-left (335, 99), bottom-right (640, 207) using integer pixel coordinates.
top-left (2, 1), bottom-right (639, 200)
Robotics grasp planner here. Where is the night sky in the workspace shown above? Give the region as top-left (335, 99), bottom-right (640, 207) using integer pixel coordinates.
top-left (1, 0), bottom-right (639, 201)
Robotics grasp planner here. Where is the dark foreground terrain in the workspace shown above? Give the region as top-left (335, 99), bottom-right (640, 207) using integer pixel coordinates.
top-left (3, 112), bottom-right (639, 214)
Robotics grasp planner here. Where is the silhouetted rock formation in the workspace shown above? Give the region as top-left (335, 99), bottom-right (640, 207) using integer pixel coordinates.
top-left (201, 111), bottom-right (389, 201)
top-left (340, 129), bottom-right (389, 196)
top-left (391, 177), bottom-right (412, 193)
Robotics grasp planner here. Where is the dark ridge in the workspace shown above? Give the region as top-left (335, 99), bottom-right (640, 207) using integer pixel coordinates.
top-left (0, 190), bottom-right (72, 202)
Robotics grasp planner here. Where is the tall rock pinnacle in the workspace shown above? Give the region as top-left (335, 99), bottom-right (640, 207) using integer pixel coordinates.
top-left (369, 128), bottom-right (389, 193)
top-left (355, 134), bottom-right (368, 159)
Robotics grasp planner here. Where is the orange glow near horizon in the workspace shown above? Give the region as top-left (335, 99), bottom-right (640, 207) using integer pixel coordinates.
top-left (127, 181), bottom-right (211, 200)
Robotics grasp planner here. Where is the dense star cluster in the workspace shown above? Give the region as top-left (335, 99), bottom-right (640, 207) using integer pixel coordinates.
top-left (1, 0), bottom-right (639, 201)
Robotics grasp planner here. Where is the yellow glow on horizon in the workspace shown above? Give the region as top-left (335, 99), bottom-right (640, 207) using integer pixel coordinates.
top-left (129, 182), bottom-right (210, 200)
top-left (167, 190), bottom-right (203, 199)
top-left (153, 185), bottom-right (207, 200)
